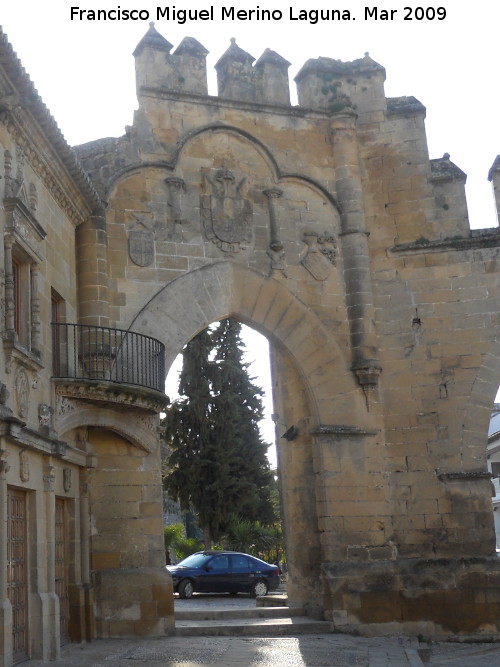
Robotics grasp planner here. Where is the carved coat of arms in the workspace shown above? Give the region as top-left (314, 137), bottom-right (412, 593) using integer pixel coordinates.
top-left (301, 232), bottom-right (337, 281)
top-left (128, 229), bottom-right (154, 267)
top-left (201, 168), bottom-right (253, 253)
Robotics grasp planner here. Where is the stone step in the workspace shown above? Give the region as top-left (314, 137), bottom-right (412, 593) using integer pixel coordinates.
top-left (175, 605), bottom-right (305, 621)
top-left (174, 616), bottom-right (332, 637)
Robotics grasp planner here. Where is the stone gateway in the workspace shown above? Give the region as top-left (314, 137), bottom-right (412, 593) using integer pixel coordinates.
top-left (2, 21), bottom-right (500, 666)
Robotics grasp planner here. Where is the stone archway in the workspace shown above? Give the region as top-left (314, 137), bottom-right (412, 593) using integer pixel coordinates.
top-left (461, 332), bottom-right (500, 455)
top-left (71, 26), bottom-right (500, 637)
top-left (128, 261), bottom-right (372, 610)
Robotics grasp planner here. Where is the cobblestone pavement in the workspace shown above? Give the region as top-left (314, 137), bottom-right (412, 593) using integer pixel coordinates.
top-left (429, 641), bottom-right (500, 665)
top-left (27, 634), bottom-right (421, 666)
top-left (26, 632), bottom-right (500, 666)
top-left (25, 595), bottom-right (500, 666)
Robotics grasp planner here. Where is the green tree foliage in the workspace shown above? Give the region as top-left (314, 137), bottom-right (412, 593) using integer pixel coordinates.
top-left (163, 319), bottom-right (276, 545)
top-left (164, 523), bottom-right (204, 563)
top-left (221, 516), bottom-right (285, 564)
top-left (210, 319), bottom-right (275, 526)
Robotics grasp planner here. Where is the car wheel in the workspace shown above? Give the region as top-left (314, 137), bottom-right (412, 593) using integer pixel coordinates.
top-left (251, 579), bottom-right (268, 597)
top-left (178, 579), bottom-right (194, 599)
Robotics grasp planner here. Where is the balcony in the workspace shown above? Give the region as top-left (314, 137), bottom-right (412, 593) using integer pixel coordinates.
top-left (52, 323), bottom-right (165, 393)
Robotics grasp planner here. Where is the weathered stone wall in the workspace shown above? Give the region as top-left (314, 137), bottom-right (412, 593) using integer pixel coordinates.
top-left (73, 24), bottom-right (500, 637)
top-left (3, 20), bottom-right (500, 662)
top-left (88, 428), bottom-right (174, 637)
top-left (0, 28), bottom-right (101, 666)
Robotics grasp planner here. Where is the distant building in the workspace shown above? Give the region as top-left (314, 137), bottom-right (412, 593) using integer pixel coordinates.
top-left (488, 405), bottom-right (500, 549)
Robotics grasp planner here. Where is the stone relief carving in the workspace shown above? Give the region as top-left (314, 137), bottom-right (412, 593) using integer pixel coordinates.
top-left (127, 213), bottom-right (155, 267)
top-left (14, 367), bottom-right (30, 418)
top-left (128, 229), bottom-right (155, 266)
top-left (267, 247), bottom-right (287, 276)
top-left (29, 183), bottom-right (38, 212)
top-left (63, 468), bottom-right (72, 492)
top-left (38, 402), bottom-right (52, 427)
top-left (19, 450), bottom-right (29, 482)
top-left (0, 450), bottom-right (10, 475)
top-left (43, 465), bottom-right (55, 492)
top-left (135, 413), bottom-right (162, 442)
top-left (301, 231), bottom-right (337, 281)
top-left (4, 149), bottom-right (23, 199)
top-left (2, 117), bottom-right (87, 226)
top-left (317, 232), bottom-right (337, 265)
top-left (201, 168), bottom-right (253, 253)
top-left (55, 395), bottom-right (76, 416)
top-left (0, 383), bottom-right (12, 419)
top-left (0, 383), bottom-right (8, 404)
top-left (32, 372), bottom-right (40, 389)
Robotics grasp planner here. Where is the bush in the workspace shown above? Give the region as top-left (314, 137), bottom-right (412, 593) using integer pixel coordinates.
top-left (164, 523), bottom-right (203, 563)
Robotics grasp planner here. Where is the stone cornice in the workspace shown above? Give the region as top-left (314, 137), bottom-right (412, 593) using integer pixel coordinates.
top-left (0, 27), bottom-right (102, 223)
top-left (137, 85), bottom-right (341, 120)
top-left (2, 419), bottom-right (87, 466)
top-left (54, 378), bottom-right (168, 413)
top-left (1, 108), bottom-right (92, 226)
top-left (438, 471), bottom-right (492, 482)
top-left (311, 424), bottom-right (379, 438)
top-left (390, 228), bottom-right (500, 254)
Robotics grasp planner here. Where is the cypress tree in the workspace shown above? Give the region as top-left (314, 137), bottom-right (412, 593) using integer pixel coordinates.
top-left (163, 319), bottom-right (276, 546)
top-left (210, 319), bottom-right (275, 526)
top-left (163, 328), bottom-right (221, 545)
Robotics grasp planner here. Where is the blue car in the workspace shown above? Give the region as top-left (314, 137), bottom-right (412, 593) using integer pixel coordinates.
top-left (167, 550), bottom-right (280, 599)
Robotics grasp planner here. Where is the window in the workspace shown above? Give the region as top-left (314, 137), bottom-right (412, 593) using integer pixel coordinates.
top-left (3, 192), bottom-right (45, 361)
top-left (11, 253), bottom-right (32, 349)
top-left (211, 555), bottom-right (229, 570)
top-left (51, 290), bottom-right (66, 375)
top-left (232, 555), bottom-right (253, 570)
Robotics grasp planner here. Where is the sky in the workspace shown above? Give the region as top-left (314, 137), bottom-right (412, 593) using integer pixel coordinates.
top-left (2, 0), bottom-right (499, 228)
top-left (2, 1), bottom-right (499, 458)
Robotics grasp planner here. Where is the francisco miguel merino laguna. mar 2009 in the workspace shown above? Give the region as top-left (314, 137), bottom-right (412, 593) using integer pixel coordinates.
top-left (69, 5), bottom-right (447, 23)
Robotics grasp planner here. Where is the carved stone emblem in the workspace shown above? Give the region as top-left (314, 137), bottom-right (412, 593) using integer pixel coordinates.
top-left (301, 231), bottom-right (337, 281)
top-left (63, 468), bottom-right (72, 492)
top-left (201, 168), bottom-right (253, 252)
top-left (39, 403), bottom-right (52, 427)
top-left (128, 229), bottom-right (154, 267)
top-left (43, 466), bottom-right (55, 492)
top-left (0, 450), bottom-right (10, 475)
top-left (14, 367), bottom-right (30, 418)
top-left (19, 450), bottom-right (30, 482)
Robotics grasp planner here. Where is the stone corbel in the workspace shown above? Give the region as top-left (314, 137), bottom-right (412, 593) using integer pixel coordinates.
top-left (351, 358), bottom-right (382, 411)
top-left (264, 188), bottom-right (286, 276)
top-left (165, 176), bottom-right (185, 241)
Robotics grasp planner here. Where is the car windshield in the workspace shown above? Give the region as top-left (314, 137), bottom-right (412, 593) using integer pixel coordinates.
top-left (176, 553), bottom-right (212, 568)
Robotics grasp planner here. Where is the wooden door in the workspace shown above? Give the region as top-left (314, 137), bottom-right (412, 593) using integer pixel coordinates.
top-left (55, 498), bottom-right (69, 644)
top-left (7, 488), bottom-right (28, 663)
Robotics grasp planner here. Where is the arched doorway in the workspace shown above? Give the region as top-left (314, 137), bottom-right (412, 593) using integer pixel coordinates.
top-left (127, 260), bottom-right (376, 612)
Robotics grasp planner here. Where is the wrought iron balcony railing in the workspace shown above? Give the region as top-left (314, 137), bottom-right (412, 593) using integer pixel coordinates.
top-left (51, 323), bottom-right (165, 393)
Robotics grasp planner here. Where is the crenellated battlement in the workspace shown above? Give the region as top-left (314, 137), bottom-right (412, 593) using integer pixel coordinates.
top-left (133, 23), bottom-right (387, 115)
top-left (134, 25), bottom-right (209, 95)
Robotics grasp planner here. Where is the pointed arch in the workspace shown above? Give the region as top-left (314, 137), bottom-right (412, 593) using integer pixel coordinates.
top-left (105, 123), bottom-right (342, 214)
top-left (128, 261), bottom-right (365, 425)
top-left (462, 331), bottom-right (500, 459)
